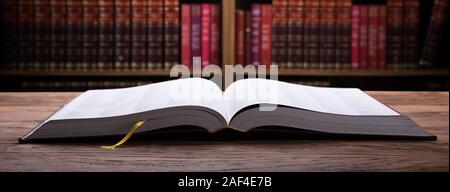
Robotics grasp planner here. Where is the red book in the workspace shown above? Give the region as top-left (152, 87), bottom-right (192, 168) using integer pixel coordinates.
top-left (336, 0), bottom-right (352, 70)
top-left (304, 0), bottom-right (320, 69)
top-left (368, 5), bottom-right (378, 69)
top-left (210, 4), bottom-right (221, 66)
top-left (260, 4), bottom-right (272, 67)
top-left (358, 6), bottom-right (368, 69)
top-left (320, 0), bottom-right (336, 69)
top-left (181, 4), bottom-right (191, 67)
top-left (378, 5), bottom-right (387, 69)
top-left (82, 0), bottom-right (98, 70)
top-left (351, 5), bottom-right (360, 69)
top-left (131, 0), bottom-right (148, 70)
top-left (272, 0), bottom-right (288, 68)
top-left (244, 12), bottom-right (252, 66)
top-left (190, 4), bottom-right (202, 66)
top-left (163, 0), bottom-right (180, 69)
top-left (235, 10), bottom-right (245, 65)
top-left (201, 4), bottom-right (211, 68)
top-left (251, 4), bottom-right (262, 67)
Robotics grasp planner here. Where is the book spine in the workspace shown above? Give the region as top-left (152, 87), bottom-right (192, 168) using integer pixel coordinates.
top-left (272, 0), bottom-right (288, 68)
top-left (419, 0), bottom-right (449, 67)
top-left (66, 0), bottom-right (83, 70)
top-left (244, 12), bottom-right (252, 66)
top-left (201, 4), bottom-right (211, 68)
top-left (251, 4), bottom-right (262, 67)
top-left (378, 5), bottom-right (387, 69)
top-left (336, 0), bottom-right (352, 70)
top-left (191, 4), bottom-right (202, 66)
top-left (181, 4), bottom-right (191, 67)
top-left (50, 0), bottom-right (66, 70)
top-left (287, 0), bottom-right (304, 69)
top-left (98, 0), bottom-right (115, 70)
top-left (34, 0), bottom-right (51, 70)
top-left (114, 0), bottom-right (131, 70)
top-left (210, 4), bottom-right (221, 66)
top-left (368, 5), bottom-right (378, 69)
top-left (18, 0), bottom-right (35, 70)
top-left (261, 4), bottom-right (272, 67)
top-left (304, 0), bottom-right (320, 69)
top-left (351, 5), bottom-right (360, 70)
top-left (403, 0), bottom-right (419, 69)
top-left (147, 0), bottom-right (164, 69)
top-left (0, 0), bottom-right (17, 69)
top-left (164, 0), bottom-right (180, 69)
top-left (81, 0), bottom-right (98, 70)
top-left (320, 0), bottom-right (336, 70)
top-left (387, 0), bottom-right (403, 69)
top-left (359, 5), bottom-right (368, 69)
top-left (235, 10), bottom-right (245, 65)
top-left (131, 0), bottom-right (147, 70)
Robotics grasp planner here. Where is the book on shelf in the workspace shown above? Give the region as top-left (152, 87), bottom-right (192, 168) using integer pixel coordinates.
top-left (164, 0), bottom-right (180, 69)
top-left (82, 0), bottom-right (98, 70)
top-left (272, 0), bottom-right (288, 68)
top-left (235, 10), bottom-right (245, 65)
top-left (98, 0), bottom-right (115, 70)
top-left (114, 0), bottom-right (132, 70)
top-left (335, 0), bottom-right (352, 70)
top-left (319, 0), bottom-right (336, 70)
top-left (19, 78), bottom-right (436, 142)
top-left (387, 0), bottom-right (403, 69)
top-left (148, 0), bottom-right (164, 69)
top-left (131, 0), bottom-right (147, 70)
top-left (287, 0), bottom-right (303, 69)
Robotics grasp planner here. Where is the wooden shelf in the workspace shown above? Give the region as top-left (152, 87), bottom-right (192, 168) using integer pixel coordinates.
top-left (0, 69), bottom-right (447, 77)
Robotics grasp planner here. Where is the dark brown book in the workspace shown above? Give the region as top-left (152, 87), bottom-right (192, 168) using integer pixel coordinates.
top-left (387, 0), bottom-right (403, 69)
top-left (164, 0), bottom-right (180, 69)
top-left (18, 0), bottom-right (35, 70)
top-left (148, 0), bottom-right (164, 69)
top-left (115, 0), bottom-right (131, 70)
top-left (34, 0), bottom-right (51, 70)
top-left (287, 0), bottom-right (304, 69)
top-left (131, 0), bottom-right (148, 70)
top-left (403, 0), bottom-right (420, 69)
top-left (66, 0), bottom-right (83, 70)
top-left (319, 0), bottom-right (336, 69)
top-left (335, 0), bottom-right (352, 70)
top-left (81, 0), bottom-right (98, 70)
top-left (304, 0), bottom-right (320, 69)
top-left (272, 0), bottom-right (289, 68)
top-left (98, 0), bottom-right (115, 70)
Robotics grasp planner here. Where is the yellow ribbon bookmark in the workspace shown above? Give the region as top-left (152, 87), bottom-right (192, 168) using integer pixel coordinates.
top-left (101, 120), bottom-right (146, 150)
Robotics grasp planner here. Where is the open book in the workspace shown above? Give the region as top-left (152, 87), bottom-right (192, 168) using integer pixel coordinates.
top-left (20, 78), bottom-right (436, 142)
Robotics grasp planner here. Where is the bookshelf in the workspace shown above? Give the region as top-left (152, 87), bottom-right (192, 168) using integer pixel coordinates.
top-left (0, 0), bottom-right (448, 91)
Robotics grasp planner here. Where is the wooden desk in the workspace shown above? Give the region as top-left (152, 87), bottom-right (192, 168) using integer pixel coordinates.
top-left (0, 92), bottom-right (448, 171)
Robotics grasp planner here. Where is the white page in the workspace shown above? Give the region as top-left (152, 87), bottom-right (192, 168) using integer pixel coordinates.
top-left (49, 78), bottom-right (227, 121)
top-left (223, 79), bottom-right (399, 123)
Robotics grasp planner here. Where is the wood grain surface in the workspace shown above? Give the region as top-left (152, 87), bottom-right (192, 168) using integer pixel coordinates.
top-left (0, 92), bottom-right (448, 172)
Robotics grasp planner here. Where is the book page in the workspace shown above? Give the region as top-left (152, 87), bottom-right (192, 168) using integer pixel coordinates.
top-left (224, 79), bottom-right (399, 123)
top-left (49, 78), bottom-right (227, 121)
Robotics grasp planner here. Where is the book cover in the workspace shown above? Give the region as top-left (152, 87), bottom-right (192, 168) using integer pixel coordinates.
top-left (419, 0), bottom-right (449, 67)
top-left (115, 0), bottom-right (131, 70)
top-left (368, 5), bottom-right (378, 69)
top-left (378, 5), bottom-right (387, 69)
top-left (191, 4), bottom-right (202, 67)
top-left (320, 0), bottom-right (336, 69)
top-left (181, 4), bottom-right (191, 67)
top-left (287, 0), bottom-right (304, 69)
top-left (272, 0), bottom-right (288, 68)
top-left (50, 0), bottom-right (66, 70)
top-left (403, 0), bottom-right (420, 69)
top-left (66, 0), bottom-right (83, 70)
top-left (81, 0), bottom-right (98, 70)
top-left (336, 0), bottom-right (352, 70)
top-left (359, 5), bottom-right (368, 69)
top-left (210, 4), bottom-right (221, 66)
top-left (351, 5), bottom-right (360, 69)
top-left (201, 4), bottom-right (211, 68)
top-left (147, 0), bottom-right (164, 69)
top-left (304, 0), bottom-right (320, 69)
top-left (98, 0), bottom-right (115, 70)
top-left (164, 0), bottom-right (180, 69)
top-left (34, 0), bottom-right (51, 70)
top-left (261, 4), bottom-right (272, 67)
top-left (235, 10), bottom-right (245, 65)
top-left (131, 0), bottom-right (148, 70)
top-left (251, 4), bottom-right (262, 67)
top-left (386, 0), bottom-right (403, 69)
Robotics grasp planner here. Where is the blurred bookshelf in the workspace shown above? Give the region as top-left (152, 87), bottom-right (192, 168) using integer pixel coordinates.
top-left (0, 0), bottom-right (448, 92)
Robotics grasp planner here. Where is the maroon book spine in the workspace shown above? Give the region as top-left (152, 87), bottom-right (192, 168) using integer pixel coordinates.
top-left (18, 0), bottom-right (35, 70)
top-left (378, 5), bottom-right (387, 69)
top-left (287, 0), bottom-right (304, 69)
top-left (251, 4), bottom-right (262, 67)
top-left (272, 0), bottom-right (288, 68)
top-left (368, 5), bottom-right (378, 69)
top-left (235, 10), bottom-right (245, 66)
top-left (336, 0), bottom-right (352, 70)
top-left (66, 0), bottom-right (83, 70)
top-left (244, 12), bottom-right (252, 66)
top-left (181, 4), bottom-right (191, 67)
top-left (201, 4), bottom-right (211, 68)
top-left (147, 0), bottom-right (164, 69)
top-left (34, 0), bottom-right (51, 70)
top-left (319, 0), bottom-right (336, 69)
top-left (98, 0), bottom-right (115, 70)
top-left (387, 0), bottom-right (403, 69)
top-left (358, 5), bottom-right (368, 69)
top-left (81, 0), bottom-right (98, 70)
top-left (403, 0), bottom-right (419, 68)
top-left (210, 4), bottom-right (221, 66)
top-left (351, 5), bottom-right (360, 70)
top-left (115, 0), bottom-right (131, 70)
top-left (304, 0), bottom-right (320, 69)
top-left (0, 0), bottom-right (17, 69)
top-left (419, 0), bottom-right (449, 67)
top-left (131, 0), bottom-right (147, 70)
top-left (261, 4), bottom-right (272, 67)
top-left (50, 0), bottom-right (66, 70)
top-left (164, 0), bottom-right (180, 69)
top-left (191, 4), bottom-right (202, 65)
